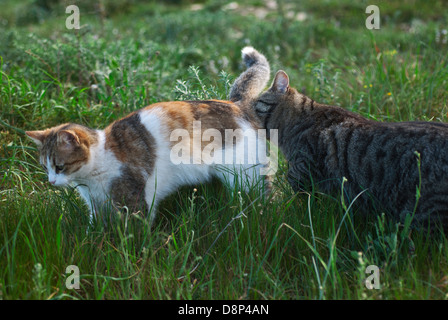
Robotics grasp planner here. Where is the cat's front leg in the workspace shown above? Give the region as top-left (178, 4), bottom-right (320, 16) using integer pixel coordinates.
top-left (286, 157), bottom-right (313, 193)
top-left (74, 185), bottom-right (96, 223)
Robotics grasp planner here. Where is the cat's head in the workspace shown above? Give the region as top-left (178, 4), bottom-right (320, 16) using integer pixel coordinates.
top-left (253, 70), bottom-right (293, 127)
top-left (26, 124), bottom-right (97, 186)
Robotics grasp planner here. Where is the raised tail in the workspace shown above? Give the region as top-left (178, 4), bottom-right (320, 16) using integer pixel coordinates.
top-left (229, 46), bottom-right (270, 104)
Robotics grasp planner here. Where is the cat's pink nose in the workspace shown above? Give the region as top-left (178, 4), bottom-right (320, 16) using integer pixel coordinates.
top-left (50, 180), bottom-right (56, 185)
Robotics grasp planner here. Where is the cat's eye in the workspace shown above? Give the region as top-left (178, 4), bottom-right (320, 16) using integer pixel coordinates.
top-left (256, 102), bottom-right (275, 114)
top-left (55, 165), bottom-right (64, 173)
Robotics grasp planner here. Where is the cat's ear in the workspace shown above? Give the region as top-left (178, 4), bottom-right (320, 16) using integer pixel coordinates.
top-left (271, 70), bottom-right (289, 94)
top-left (57, 130), bottom-right (80, 148)
top-left (25, 130), bottom-right (47, 147)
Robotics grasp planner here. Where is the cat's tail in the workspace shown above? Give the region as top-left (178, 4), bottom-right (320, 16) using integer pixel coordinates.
top-left (229, 46), bottom-right (270, 104)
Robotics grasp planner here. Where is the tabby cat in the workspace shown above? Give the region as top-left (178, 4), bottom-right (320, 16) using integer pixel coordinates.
top-left (26, 47), bottom-right (270, 224)
top-left (253, 70), bottom-right (448, 230)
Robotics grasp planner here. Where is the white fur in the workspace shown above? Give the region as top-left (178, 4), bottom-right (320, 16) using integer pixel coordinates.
top-left (139, 108), bottom-right (266, 223)
top-left (214, 119), bottom-right (264, 191)
top-left (140, 108), bottom-right (216, 223)
top-left (70, 130), bottom-right (122, 220)
top-left (241, 46), bottom-right (255, 57)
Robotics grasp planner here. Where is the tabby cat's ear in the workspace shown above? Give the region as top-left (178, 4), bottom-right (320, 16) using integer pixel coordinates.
top-left (25, 130), bottom-right (47, 147)
top-left (57, 130), bottom-right (80, 148)
top-left (272, 70), bottom-right (289, 94)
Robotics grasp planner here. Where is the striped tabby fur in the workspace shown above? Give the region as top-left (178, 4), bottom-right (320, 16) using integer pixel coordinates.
top-left (253, 70), bottom-right (448, 231)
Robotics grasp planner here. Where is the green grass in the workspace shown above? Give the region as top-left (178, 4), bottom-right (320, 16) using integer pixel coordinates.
top-left (1, 0), bottom-right (448, 300)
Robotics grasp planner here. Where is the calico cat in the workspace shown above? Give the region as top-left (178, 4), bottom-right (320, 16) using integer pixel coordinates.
top-left (26, 47), bottom-right (271, 224)
top-left (253, 70), bottom-right (448, 230)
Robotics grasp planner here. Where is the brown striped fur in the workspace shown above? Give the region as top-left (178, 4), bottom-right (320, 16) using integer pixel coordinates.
top-left (253, 70), bottom-right (448, 231)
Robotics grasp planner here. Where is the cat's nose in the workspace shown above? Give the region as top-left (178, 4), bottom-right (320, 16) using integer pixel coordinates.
top-left (50, 180), bottom-right (56, 185)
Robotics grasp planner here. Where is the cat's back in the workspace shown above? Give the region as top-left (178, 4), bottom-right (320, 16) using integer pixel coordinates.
top-left (354, 120), bottom-right (448, 158)
top-left (322, 116), bottom-right (448, 173)
top-left (379, 120), bottom-right (448, 137)
top-left (140, 99), bottom-right (255, 134)
top-left (103, 99), bottom-right (259, 167)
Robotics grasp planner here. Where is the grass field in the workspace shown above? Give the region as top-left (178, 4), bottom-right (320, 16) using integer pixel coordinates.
top-left (1, 0), bottom-right (448, 300)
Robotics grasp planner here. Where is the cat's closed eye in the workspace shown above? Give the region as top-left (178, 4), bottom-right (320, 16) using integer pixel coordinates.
top-left (255, 101), bottom-right (276, 114)
top-left (55, 165), bottom-right (64, 173)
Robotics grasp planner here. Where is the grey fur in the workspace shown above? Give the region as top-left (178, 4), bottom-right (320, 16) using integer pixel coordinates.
top-left (229, 47), bottom-right (270, 105)
top-left (254, 70), bottom-right (448, 231)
